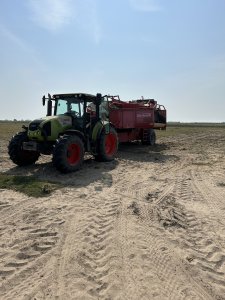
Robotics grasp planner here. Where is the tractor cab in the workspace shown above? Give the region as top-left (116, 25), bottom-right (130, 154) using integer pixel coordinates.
top-left (42, 93), bottom-right (109, 130)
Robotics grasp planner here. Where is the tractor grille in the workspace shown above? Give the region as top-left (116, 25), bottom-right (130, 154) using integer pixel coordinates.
top-left (29, 119), bottom-right (42, 131)
top-left (42, 122), bottom-right (51, 136)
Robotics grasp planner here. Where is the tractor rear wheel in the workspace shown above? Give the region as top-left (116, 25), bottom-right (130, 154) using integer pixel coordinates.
top-left (53, 135), bottom-right (84, 173)
top-left (95, 127), bottom-right (118, 162)
top-left (8, 131), bottom-right (40, 166)
top-left (142, 129), bottom-right (156, 146)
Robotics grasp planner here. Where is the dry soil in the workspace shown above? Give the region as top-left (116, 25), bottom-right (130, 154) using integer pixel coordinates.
top-left (0, 126), bottom-right (225, 300)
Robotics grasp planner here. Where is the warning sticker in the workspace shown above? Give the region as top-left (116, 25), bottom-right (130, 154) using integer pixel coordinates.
top-left (58, 116), bottom-right (72, 126)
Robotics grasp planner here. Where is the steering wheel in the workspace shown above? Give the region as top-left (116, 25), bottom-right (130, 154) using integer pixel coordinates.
top-left (71, 111), bottom-right (80, 117)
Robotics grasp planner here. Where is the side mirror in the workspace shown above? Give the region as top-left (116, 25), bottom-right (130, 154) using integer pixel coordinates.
top-left (42, 95), bottom-right (46, 106)
top-left (47, 99), bottom-right (52, 116)
top-left (94, 93), bottom-right (102, 106)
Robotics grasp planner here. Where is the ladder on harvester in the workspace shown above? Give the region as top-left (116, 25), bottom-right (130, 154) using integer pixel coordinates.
top-left (142, 129), bottom-right (149, 143)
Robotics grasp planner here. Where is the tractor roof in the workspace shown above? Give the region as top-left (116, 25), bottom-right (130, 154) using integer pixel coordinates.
top-left (53, 93), bottom-right (97, 102)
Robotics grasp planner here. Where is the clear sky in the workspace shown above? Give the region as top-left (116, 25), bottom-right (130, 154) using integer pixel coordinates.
top-left (0, 0), bottom-right (224, 122)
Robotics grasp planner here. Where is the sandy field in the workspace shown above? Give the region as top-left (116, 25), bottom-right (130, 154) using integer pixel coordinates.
top-left (0, 124), bottom-right (225, 300)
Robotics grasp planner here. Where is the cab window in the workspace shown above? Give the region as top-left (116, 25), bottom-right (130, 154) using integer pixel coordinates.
top-left (56, 99), bottom-right (67, 115)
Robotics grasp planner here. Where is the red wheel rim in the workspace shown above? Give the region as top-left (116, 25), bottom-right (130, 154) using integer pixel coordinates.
top-left (105, 133), bottom-right (117, 156)
top-left (67, 143), bottom-right (80, 165)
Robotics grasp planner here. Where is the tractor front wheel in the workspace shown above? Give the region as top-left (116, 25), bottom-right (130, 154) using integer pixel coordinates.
top-left (8, 131), bottom-right (40, 166)
top-left (53, 135), bottom-right (84, 173)
top-left (95, 127), bottom-right (118, 162)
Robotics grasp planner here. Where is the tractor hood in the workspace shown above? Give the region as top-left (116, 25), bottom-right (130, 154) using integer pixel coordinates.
top-left (29, 115), bottom-right (72, 128)
top-left (28, 115), bottom-right (72, 142)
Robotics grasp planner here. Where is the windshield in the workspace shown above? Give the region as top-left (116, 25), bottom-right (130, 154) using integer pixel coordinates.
top-left (54, 99), bottom-right (83, 116)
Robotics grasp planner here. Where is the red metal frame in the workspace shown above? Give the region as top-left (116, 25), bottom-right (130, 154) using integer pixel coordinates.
top-left (87, 95), bottom-right (167, 143)
top-left (106, 96), bottom-right (166, 143)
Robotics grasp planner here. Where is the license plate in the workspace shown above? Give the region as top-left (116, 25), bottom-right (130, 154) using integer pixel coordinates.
top-left (23, 141), bottom-right (37, 151)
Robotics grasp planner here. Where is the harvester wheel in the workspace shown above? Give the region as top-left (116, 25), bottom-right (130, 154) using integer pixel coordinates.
top-left (142, 129), bottom-right (156, 146)
top-left (53, 135), bottom-right (84, 173)
top-left (8, 131), bottom-right (40, 166)
top-left (95, 127), bottom-right (118, 162)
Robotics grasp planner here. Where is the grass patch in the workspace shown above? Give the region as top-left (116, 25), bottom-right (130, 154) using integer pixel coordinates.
top-left (0, 173), bottom-right (61, 197)
top-left (157, 123), bottom-right (225, 138)
top-left (1, 120), bottom-right (225, 142)
top-left (192, 161), bottom-right (211, 166)
top-left (0, 121), bottom-right (29, 141)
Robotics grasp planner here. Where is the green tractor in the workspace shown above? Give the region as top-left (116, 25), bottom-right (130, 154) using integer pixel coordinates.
top-left (8, 93), bottom-right (118, 173)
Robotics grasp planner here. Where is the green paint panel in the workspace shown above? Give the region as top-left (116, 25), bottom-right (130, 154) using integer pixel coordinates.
top-left (92, 121), bottom-right (103, 141)
top-left (28, 115), bottom-right (72, 142)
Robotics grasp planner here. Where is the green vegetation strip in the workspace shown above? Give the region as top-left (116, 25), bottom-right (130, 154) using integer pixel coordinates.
top-left (157, 124), bottom-right (225, 138)
top-left (0, 173), bottom-right (61, 197)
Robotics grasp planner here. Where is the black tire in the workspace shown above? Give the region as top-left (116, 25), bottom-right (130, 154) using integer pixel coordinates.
top-left (95, 127), bottom-right (118, 162)
top-left (52, 135), bottom-right (84, 173)
top-left (8, 131), bottom-right (40, 166)
top-left (142, 129), bottom-right (156, 146)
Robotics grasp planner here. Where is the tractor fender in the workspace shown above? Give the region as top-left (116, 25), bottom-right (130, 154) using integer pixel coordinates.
top-left (63, 129), bottom-right (85, 143)
top-left (92, 121), bottom-right (104, 142)
top-left (92, 121), bottom-right (115, 142)
top-left (91, 121), bottom-right (116, 155)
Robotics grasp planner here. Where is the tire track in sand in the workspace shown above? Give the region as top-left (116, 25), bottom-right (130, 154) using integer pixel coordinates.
top-left (162, 168), bottom-right (225, 299)
top-left (0, 190), bottom-right (75, 300)
top-left (54, 192), bottom-right (123, 300)
top-left (117, 176), bottom-right (213, 300)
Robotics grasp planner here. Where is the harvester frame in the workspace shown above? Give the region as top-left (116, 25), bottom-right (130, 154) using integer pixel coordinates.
top-left (106, 95), bottom-right (166, 145)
